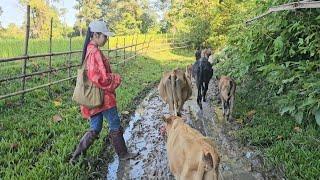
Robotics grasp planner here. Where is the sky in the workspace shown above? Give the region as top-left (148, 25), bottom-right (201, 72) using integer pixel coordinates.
top-left (0, 0), bottom-right (165, 28)
top-left (0, 0), bottom-right (77, 27)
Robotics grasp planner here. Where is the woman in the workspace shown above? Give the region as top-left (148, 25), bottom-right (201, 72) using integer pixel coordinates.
top-left (70, 20), bottom-right (137, 164)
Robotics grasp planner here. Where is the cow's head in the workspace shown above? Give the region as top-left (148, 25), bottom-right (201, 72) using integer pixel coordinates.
top-left (161, 115), bottom-right (186, 134)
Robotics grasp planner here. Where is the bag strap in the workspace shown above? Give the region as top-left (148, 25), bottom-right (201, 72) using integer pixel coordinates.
top-left (81, 48), bottom-right (95, 69)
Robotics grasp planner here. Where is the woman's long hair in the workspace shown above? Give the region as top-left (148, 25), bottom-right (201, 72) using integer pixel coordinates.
top-left (81, 27), bottom-right (93, 64)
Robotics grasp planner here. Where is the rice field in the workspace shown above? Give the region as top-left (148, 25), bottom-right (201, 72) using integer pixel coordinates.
top-left (0, 34), bottom-right (161, 58)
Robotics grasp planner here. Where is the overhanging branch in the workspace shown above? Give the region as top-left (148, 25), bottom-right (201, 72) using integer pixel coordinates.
top-left (245, 1), bottom-right (320, 25)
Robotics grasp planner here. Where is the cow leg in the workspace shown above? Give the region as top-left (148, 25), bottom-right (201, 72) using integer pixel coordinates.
top-left (197, 84), bottom-right (203, 110)
top-left (165, 81), bottom-right (174, 115)
top-left (222, 101), bottom-right (227, 118)
top-left (176, 81), bottom-right (183, 116)
top-left (228, 95), bottom-right (235, 121)
top-left (203, 82), bottom-right (209, 102)
top-left (225, 99), bottom-right (231, 121)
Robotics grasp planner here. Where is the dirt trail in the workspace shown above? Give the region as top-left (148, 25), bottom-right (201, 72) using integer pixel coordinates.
top-left (106, 79), bottom-right (265, 180)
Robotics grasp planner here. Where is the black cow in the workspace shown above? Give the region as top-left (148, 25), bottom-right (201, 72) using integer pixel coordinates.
top-left (195, 48), bottom-right (201, 61)
top-left (193, 51), bottom-right (213, 110)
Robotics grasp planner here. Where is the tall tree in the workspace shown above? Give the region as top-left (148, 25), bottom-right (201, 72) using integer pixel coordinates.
top-left (165, 0), bottom-right (217, 46)
top-left (74, 0), bottom-right (159, 35)
top-left (101, 0), bottom-right (157, 34)
top-left (102, 0), bottom-right (142, 34)
top-left (19, 0), bottom-right (64, 38)
top-left (74, 0), bottom-right (102, 36)
top-left (164, 0), bottom-right (252, 48)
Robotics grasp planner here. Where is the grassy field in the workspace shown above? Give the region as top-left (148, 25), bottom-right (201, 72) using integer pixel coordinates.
top-left (231, 76), bottom-right (320, 179)
top-left (0, 34), bottom-right (175, 98)
top-left (0, 34), bottom-right (165, 58)
top-left (0, 36), bottom-right (194, 179)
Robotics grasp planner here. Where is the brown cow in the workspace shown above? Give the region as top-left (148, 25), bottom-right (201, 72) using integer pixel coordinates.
top-left (158, 68), bottom-right (192, 116)
top-left (218, 76), bottom-right (236, 120)
top-left (163, 115), bottom-right (220, 180)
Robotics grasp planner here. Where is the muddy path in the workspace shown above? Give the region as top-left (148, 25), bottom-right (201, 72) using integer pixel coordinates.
top-left (106, 79), bottom-right (266, 180)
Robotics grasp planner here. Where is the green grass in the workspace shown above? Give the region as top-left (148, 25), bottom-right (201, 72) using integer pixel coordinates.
top-left (0, 39), bottom-right (193, 179)
top-left (0, 34), bottom-right (173, 58)
top-left (232, 76), bottom-right (320, 179)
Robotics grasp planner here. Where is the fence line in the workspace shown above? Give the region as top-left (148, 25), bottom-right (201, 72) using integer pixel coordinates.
top-left (0, 5), bottom-right (191, 104)
top-left (0, 36), bottom-right (190, 102)
top-left (0, 42), bottom-right (146, 63)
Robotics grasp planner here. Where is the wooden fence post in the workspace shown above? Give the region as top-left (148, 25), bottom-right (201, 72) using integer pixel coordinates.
top-left (68, 37), bottom-right (72, 81)
top-left (21, 5), bottom-right (30, 104)
top-left (147, 35), bottom-right (152, 52)
top-left (135, 34), bottom-right (138, 60)
top-left (166, 33), bottom-right (168, 45)
top-left (143, 34), bottom-right (147, 54)
top-left (115, 36), bottom-right (118, 61)
top-left (123, 37), bottom-right (126, 65)
top-left (48, 17), bottom-right (53, 97)
top-left (107, 36), bottom-right (110, 57)
top-left (131, 35), bottom-right (134, 56)
top-left (172, 32), bottom-right (175, 46)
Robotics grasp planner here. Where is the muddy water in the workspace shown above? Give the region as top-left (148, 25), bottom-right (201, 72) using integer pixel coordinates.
top-left (106, 79), bottom-right (265, 180)
top-left (107, 90), bottom-right (174, 179)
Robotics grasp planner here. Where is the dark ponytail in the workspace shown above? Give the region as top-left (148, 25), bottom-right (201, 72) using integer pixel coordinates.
top-left (81, 27), bottom-right (92, 64)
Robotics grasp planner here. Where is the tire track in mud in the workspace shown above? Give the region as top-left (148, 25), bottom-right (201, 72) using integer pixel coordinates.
top-left (106, 79), bottom-right (265, 180)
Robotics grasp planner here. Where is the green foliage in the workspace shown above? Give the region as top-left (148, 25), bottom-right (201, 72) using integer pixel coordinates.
top-left (198, 0), bottom-right (320, 127)
top-left (19, 0), bottom-right (66, 38)
top-left (102, 0), bottom-right (158, 35)
top-left (74, 0), bottom-right (103, 36)
top-left (165, 0), bottom-right (255, 48)
top-left (212, 2), bottom-right (320, 177)
top-left (0, 24), bottom-right (25, 39)
top-left (233, 76), bottom-right (320, 179)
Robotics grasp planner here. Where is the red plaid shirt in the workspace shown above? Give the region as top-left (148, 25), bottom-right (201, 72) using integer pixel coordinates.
top-left (80, 41), bottom-right (121, 119)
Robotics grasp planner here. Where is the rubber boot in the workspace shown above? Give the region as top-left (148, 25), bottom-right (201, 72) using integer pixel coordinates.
top-left (69, 130), bottom-right (98, 164)
top-left (109, 127), bottom-right (138, 161)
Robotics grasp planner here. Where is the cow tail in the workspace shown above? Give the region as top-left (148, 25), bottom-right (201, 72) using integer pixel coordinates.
top-left (171, 73), bottom-right (178, 116)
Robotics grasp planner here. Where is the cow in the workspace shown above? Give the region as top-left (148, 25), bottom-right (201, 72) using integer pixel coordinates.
top-left (195, 47), bottom-right (201, 61)
top-left (218, 76), bottom-right (236, 121)
top-left (158, 68), bottom-right (192, 116)
top-left (163, 115), bottom-right (220, 180)
top-left (193, 49), bottom-right (213, 110)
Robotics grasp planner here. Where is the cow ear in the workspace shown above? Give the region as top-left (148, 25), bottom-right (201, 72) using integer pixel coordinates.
top-left (162, 115), bottom-right (173, 124)
top-left (202, 152), bottom-right (214, 171)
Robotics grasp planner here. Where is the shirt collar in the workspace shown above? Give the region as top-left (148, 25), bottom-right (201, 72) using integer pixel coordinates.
top-left (88, 40), bottom-right (98, 48)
